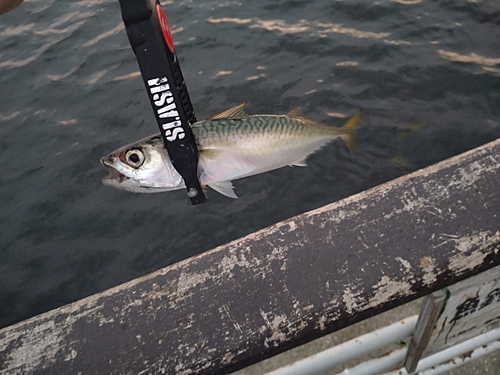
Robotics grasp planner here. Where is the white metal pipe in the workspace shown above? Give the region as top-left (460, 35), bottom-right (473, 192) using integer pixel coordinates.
top-left (264, 315), bottom-right (418, 375)
top-left (382, 327), bottom-right (500, 375)
top-left (338, 330), bottom-right (500, 375)
top-left (336, 347), bottom-right (406, 375)
top-left (418, 339), bottom-right (500, 375)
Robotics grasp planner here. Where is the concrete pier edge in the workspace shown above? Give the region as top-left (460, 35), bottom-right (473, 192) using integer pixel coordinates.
top-left (1, 138), bottom-right (500, 375)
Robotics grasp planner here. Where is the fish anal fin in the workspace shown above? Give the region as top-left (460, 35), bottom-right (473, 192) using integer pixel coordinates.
top-left (208, 103), bottom-right (249, 120)
top-left (286, 107), bottom-right (304, 119)
top-left (208, 181), bottom-right (238, 199)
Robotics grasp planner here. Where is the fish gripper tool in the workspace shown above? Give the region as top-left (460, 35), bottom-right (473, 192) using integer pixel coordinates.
top-left (118, 0), bottom-right (207, 204)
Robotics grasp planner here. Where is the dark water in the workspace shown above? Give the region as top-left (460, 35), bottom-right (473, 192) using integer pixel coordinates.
top-left (1, 0), bottom-right (499, 329)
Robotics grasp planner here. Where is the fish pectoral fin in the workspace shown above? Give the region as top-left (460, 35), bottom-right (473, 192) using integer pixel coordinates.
top-left (290, 156), bottom-right (308, 167)
top-left (208, 181), bottom-right (239, 199)
top-left (208, 103), bottom-right (249, 120)
top-left (286, 107), bottom-right (304, 119)
top-left (200, 149), bottom-right (221, 160)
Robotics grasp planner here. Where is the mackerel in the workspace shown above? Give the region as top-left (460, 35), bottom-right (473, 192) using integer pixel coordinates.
top-left (101, 103), bottom-right (361, 198)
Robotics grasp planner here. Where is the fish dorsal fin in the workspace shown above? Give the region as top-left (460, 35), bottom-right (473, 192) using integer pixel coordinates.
top-left (208, 103), bottom-right (249, 120)
top-left (286, 107), bottom-right (304, 119)
top-left (290, 156), bottom-right (308, 167)
top-left (208, 181), bottom-right (238, 199)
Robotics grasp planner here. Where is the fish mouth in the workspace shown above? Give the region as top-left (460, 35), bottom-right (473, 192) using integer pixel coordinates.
top-left (102, 167), bottom-right (126, 183)
top-left (100, 157), bottom-right (127, 185)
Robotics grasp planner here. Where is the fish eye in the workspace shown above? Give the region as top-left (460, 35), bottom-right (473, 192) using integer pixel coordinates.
top-left (125, 149), bottom-right (145, 168)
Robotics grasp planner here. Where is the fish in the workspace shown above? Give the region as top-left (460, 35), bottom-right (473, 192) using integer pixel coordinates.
top-left (101, 103), bottom-right (362, 198)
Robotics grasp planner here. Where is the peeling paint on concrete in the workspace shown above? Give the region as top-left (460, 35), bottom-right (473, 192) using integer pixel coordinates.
top-left (260, 310), bottom-right (289, 348)
top-left (420, 256), bottom-right (438, 286)
top-left (176, 269), bottom-right (212, 297)
top-left (455, 231), bottom-right (499, 253)
top-left (396, 257), bottom-right (412, 272)
top-left (450, 250), bottom-right (492, 274)
top-left (368, 276), bottom-right (412, 308)
top-left (3, 320), bottom-right (60, 374)
top-left (0, 303), bottom-right (105, 374)
top-left (221, 305), bottom-right (243, 335)
top-left (342, 288), bottom-right (364, 315)
top-left (448, 231), bottom-right (500, 274)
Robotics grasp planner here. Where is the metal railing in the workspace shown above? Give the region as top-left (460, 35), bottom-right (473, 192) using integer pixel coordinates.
top-left (264, 265), bottom-right (500, 375)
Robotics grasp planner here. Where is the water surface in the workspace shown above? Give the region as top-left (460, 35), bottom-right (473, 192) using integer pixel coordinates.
top-left (1, 0), bottom-right (499, 328)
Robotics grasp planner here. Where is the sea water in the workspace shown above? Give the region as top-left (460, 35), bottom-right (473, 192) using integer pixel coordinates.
top-left (0, 0), bottom-right (499, 328)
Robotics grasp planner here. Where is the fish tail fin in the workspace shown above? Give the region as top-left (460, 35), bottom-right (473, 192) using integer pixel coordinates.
top-left (340, 110), bottom-right (363, 154)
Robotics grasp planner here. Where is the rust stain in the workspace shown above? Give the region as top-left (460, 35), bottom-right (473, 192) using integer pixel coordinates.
top-left (420, 256), bottom-right (432, 268)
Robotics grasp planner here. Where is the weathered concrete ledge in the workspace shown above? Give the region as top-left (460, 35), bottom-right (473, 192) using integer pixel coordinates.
top-left (1, 139), bottom-right (500, 375)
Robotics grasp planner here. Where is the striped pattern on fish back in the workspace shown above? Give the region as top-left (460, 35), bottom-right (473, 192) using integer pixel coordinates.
top-left (192, 115), bottom-right (340, 146)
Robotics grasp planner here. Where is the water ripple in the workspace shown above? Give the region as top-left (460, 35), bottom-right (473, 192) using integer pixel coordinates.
top-left (208, 17), bottom-right (391, 39)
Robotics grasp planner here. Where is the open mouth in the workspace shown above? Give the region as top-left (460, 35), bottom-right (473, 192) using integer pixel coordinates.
top-left (103, 166), bottom-right (125, 181)
top-left (101, 157), bottom-right (127, 184)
